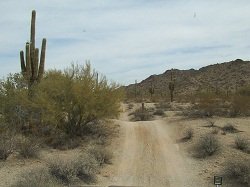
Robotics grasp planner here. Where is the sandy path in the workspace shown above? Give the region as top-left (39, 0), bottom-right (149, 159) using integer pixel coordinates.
top-left (105, 108), bottom-right (203, 187)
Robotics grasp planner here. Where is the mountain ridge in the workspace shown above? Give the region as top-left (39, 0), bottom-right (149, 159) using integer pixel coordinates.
top-left (125, 59), bottom-right (250, 97)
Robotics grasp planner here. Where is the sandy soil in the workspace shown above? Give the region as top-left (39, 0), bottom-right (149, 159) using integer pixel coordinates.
top-left (99, 103), bottom-right (208, 187)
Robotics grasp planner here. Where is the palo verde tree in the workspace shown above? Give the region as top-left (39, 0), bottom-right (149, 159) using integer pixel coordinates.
top-left (19, 10), bottom-right (47, 89)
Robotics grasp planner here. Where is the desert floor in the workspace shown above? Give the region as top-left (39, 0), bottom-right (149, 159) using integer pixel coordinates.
top-left (0, 102), bottom-right (249, 187)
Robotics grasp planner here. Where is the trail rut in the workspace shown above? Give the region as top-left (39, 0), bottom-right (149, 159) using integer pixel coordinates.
top-left (106, 109), bottom-right (203, 187)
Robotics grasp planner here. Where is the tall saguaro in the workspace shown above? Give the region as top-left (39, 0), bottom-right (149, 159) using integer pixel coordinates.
top-left (20, 10), bottom-right (47, 88)
top-left (169, 69), bottom-right (175, 102)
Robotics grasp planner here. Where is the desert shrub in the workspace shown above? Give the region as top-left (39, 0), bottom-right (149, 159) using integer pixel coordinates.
top-left (84, 120), bottom-right (118, 141)
top-left (193, 134), bottom-right (220, 158)
top-left (207, 119), bottom-right (215, 127)
top-left (132, 108), bottom-right (153, 121)
top-left (235, 136), bottom-right (249, 152)
top-left (12, 167), bottom-right (61, 187)
top-left (194, 93), bottom-right (219, 117)
top-left (229, 95), bottom-right (250, 117)
top-left (17, 136), bottom-right (39, 158)
top-left (223, 160), bottom-right (250, 186)
top-left (153, 109), bottom-right (165, 116)
top-left (45, 131), bottom-right (80, 150)
top-left (128, 103), bottom-right (134, 110)
top-left (48, 153), bottom-right (98, 185)
top-left (155, 102), bottom-right (171, 111)
top-left (183, 127), bottom-right (194, 140)
top-left (222, 123), bottom-right (238, 133)
top-left (238, 85), bottom-right (250, 96)
top-left (229, 86), bottom-right (250, 117)
top-left (48, 158), bottom-right (78, 184)
top-left (88, 145), bottom-right (113, 166)
top-left (0, 132), bottom-right (16, 160)
top-left (75, 153), bottom-right (98, 183)
top-left (190, 92), bottom-right (234, 117)
top-left (182, 109), bottom-right (208, 118)
top-left (211, 128), bottom-right (219, 134)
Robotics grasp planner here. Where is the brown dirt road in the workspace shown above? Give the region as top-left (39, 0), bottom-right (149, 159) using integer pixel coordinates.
top-left (101, 106), bottom-right (207, 187)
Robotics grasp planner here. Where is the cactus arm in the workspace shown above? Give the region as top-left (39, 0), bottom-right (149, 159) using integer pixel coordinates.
top-left (25, 43), bottom-right (31, 79)
top-left (30, 10), bottom-right (36, 49)
top-left (20, 51), bottom-right (26, 75)
top-left (38, 38), bottom-right (46, 81)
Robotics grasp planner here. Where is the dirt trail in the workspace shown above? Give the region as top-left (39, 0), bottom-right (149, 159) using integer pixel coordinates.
top-left (105, 106), bottom-right (204, 187)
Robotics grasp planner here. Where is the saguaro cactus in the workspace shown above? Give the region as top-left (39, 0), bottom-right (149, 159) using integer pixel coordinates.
top-left (168, 69), bottom-right (175, 102)
top-left (134, 80), bottom-right (137, 100)
top-left (20, 10), bottom-right (47, 88)
top-left (148, 81), bottom-right (155, 100)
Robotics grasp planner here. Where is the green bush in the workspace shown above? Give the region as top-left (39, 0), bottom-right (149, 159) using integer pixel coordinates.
top-left (0, 63), bottom-right (123, 139)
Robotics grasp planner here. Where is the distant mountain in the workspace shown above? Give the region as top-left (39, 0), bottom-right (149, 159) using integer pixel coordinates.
top-left (125, 59), bottom-right (250, 97)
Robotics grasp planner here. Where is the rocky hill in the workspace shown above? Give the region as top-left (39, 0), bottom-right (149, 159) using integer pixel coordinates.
top-left (125, 59), bottom-right (250, 98)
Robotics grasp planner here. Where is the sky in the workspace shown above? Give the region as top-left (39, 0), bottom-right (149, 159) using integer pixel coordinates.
top-left (1, 0), bottom-right (250, 85)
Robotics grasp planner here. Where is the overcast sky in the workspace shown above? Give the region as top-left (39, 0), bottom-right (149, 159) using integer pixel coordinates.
top-left (1, 1), bottom-right (250, 85)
